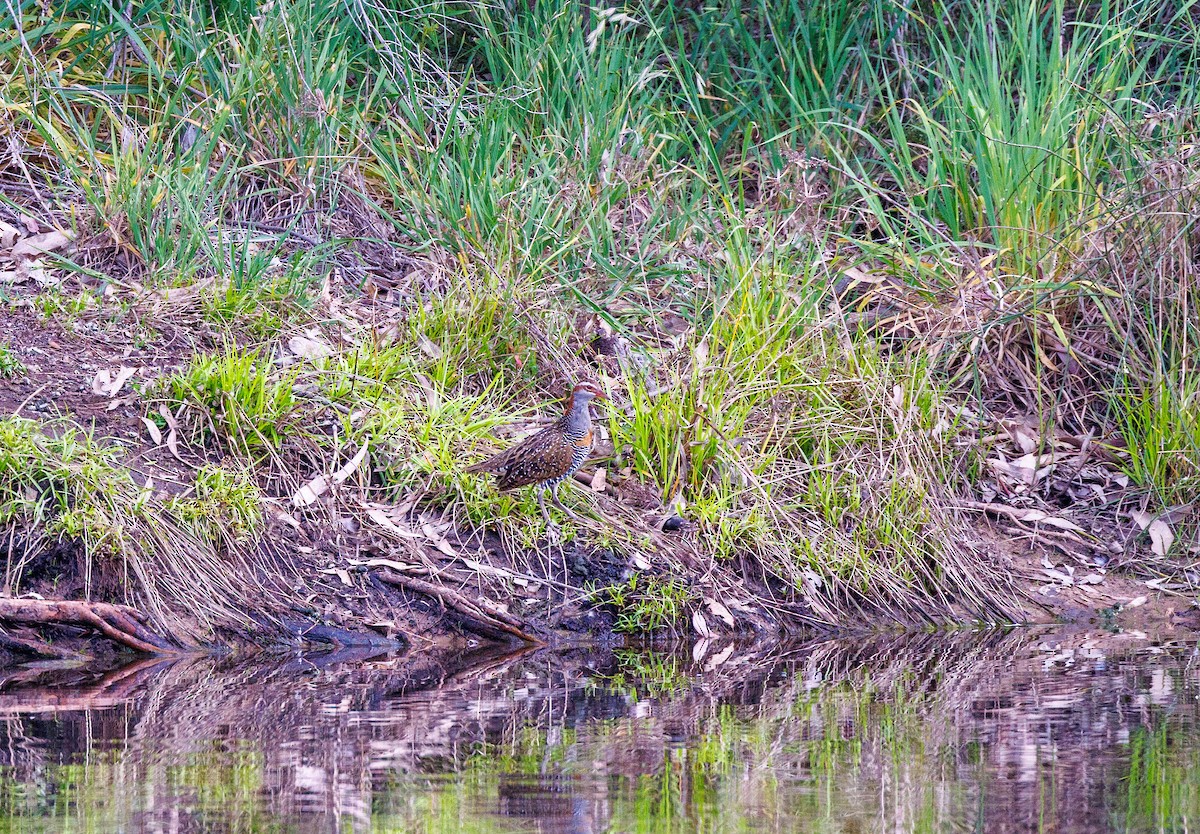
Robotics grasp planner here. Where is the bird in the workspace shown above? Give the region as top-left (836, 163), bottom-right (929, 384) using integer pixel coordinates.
top-left (466, 381), bottom-right (607, 529)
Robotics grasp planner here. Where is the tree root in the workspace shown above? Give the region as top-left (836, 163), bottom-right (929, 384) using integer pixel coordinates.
top-left (375, 570), bottom-right (543, 645)
top-left (0, 628), bottom-right (81, 660)
top-left (0, 599), bottom-right (176, 655)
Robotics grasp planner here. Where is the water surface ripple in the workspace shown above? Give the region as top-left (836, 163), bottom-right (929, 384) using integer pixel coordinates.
top-left (0, 627), bottom-right (1194, 833)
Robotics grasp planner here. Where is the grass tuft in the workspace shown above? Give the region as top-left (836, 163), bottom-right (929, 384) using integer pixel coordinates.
top-left (595, 574), bottom-right (695, 637)
top-left (0, 418), bottom-right (281, 642)
top-left (166, 347), bottom-right (301, 458)
top-left (0, 344), bottom-right (25, 379)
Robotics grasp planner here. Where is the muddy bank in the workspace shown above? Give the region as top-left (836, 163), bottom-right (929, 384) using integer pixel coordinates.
top-left (0, 502), bottom-right (1189, 667)
top-left (0, 303), bottom-right (1195, 665)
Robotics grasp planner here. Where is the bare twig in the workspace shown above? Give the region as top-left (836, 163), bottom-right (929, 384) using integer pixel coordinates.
top-left (375, 569), bottom-right (542, 644)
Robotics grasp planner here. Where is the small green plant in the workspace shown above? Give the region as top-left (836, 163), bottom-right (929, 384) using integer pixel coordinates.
top-left (167, 464), bottom-right (263, 542)
top-left (0, 344), bottom-right (24, 378)
top-left (1110, 378), bottom-right (1200, 504)
top-left (0, 417), bottom-right (129, 562)
top-left (594, 573), bottom-right (694, 636)
top-left (166, 347), bottom-right (300, 457)
top-left (201, 246), bottom-right (320, 338)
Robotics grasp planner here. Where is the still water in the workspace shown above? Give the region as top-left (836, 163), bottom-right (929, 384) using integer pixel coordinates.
top-left (0, 627), bottom-right (1195, 833)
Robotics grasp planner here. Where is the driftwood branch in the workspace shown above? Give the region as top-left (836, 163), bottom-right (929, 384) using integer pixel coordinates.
top-left (0, 599), bottom-right (175, 654)
top-left (375, 570), bottom-right (543, 645)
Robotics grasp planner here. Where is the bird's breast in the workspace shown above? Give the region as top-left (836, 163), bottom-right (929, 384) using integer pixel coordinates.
top-left (572, 428), bottom-right (594, 451)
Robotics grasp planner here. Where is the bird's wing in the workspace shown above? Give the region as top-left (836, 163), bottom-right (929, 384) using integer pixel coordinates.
top-left (493, 429), bottom-right (576, 490)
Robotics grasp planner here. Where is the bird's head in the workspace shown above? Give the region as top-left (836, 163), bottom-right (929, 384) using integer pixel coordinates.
top-left (568, 380), bottom-right (607, 409)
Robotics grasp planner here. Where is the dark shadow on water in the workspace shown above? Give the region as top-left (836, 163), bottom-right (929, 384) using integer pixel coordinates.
top-left (0, 627), bottom-right (1196, 833)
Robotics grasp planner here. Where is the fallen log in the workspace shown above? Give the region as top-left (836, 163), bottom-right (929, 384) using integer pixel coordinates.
top-left (0, 599), bottom-right (175, 654)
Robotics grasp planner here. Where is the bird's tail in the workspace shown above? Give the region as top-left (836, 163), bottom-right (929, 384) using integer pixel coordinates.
top-left (464, 455), bottom-right (500, 474)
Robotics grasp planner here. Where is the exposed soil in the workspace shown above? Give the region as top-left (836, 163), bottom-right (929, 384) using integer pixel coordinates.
top-left (999, 527), bottom-right (1200, 633)
top-left (0, 304), bottom-right (195, 487)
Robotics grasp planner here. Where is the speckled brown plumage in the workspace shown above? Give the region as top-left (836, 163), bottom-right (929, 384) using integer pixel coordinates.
top-left (469, 423), bottom-right (587, 491)
top-left (466, 381), bottom-right (607, 527)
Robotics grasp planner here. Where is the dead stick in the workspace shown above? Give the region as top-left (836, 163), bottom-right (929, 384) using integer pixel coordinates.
top-left (378, 570), bottom-right (533, 639)
top-left (376, 571), bottom-right (542, 644)
top-left (382, 568), bottom-right (525, 628)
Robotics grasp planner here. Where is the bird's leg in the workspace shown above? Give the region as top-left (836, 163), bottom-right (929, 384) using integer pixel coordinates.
top-left (550, 482), bottom-right (582, 523)
top-left (538, 488), bottom-right (562, 544)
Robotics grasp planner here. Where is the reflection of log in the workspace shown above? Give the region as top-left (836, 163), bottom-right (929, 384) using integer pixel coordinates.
top-left (0, 598), bottom-right (175, 654)
top-left (0, 656), bottom-right (173, 714)
top-left (375, 570), bottom-right (542, 644)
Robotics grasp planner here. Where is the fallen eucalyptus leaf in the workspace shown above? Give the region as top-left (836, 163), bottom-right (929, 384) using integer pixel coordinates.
top-left (332, 441), bottom-right (369, 483)
top-left (417, 334), bottom-right (442, 360)
top-left (0, 221), bottom-right (18, 249)
top-left (364, 509), bottom-right (420, 539)
top-left (141, 416), bottom-right (162, 445)
top-left (705, 598), bottom-right (735, 627)
top-left (11, 230), bottom-right (74, 261)
top-left (1018, 508), bottom-right (1085, 533)
top-left (287, 334), bottom-right (333, 361)
top-left (360, 557), bottom-right (424, 572)
top-left (318, 568), bottom-right (353, 586)
top-left (108, 366), bottom-right (137, 397)
top-left (1132, 510), bottom-right (1174, 556)
top-left (91, 369), bottom-right (111, 395)
top-left (1148, 520), bottom-right (1174, 556)
top-left (292, 474), bottom-right (329, 507)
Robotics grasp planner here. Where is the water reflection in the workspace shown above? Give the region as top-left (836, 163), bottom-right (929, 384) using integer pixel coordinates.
top-left (0, 628), bottom-right (1195, 833)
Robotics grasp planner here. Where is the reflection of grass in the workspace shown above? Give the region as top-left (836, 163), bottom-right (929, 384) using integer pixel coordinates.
top-left (0, 637), bottom-right (1197, 833)
top-left (598, 649), bottom-right (692, 698)
top-left (1123, 724), bottom-right (1200, 832)
top-left (0, 746), bottom-right (269, 831)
